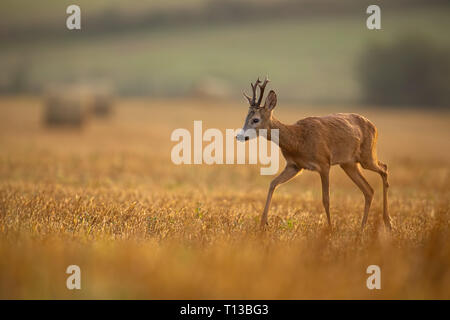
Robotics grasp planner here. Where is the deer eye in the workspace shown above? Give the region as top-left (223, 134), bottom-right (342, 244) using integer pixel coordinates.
top-left (252, 118), bottom-right (260, 124)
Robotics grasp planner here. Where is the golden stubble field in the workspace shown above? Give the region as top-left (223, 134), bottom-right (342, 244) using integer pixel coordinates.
top-left (0, 97), bottom-right (449, 299)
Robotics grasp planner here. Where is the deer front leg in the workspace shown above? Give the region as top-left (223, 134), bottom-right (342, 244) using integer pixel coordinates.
top-left (261, 164), bottom-right (301, 229)
top-left (319, 167), bottom-right (331, 227)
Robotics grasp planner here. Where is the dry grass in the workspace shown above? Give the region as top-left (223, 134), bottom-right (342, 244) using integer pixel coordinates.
top-left (0, 96), bottom-right (449, 299)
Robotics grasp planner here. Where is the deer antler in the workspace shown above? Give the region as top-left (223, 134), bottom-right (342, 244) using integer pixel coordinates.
top-left (257, 76), bottom-right (270, 106)
top-left (244, 77), bottom-right (269, 107)
top-left (243, 92), bottom-right (252, 104)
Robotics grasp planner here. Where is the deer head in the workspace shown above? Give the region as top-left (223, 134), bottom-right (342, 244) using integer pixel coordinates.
top-left (236, 77), bottom-right (277, 141)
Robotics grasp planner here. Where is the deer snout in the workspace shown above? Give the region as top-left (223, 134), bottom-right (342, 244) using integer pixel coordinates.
top-left (236, 128), bottom-right (251, 142)
top-left (236, 128), bottom-right (247, 142)
top-left (236, 128), bottom-right (256, 142)
top-left (236, 134), bottom-right (249, 142)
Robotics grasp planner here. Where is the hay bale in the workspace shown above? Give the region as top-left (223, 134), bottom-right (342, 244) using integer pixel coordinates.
top-left (89, 85), bottom-right (114, 117)
top-left (43, 85), bottom-right (88, 128)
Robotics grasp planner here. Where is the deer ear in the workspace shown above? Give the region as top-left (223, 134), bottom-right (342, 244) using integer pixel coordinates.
top-left (264, 90), bottom-right (277, 111)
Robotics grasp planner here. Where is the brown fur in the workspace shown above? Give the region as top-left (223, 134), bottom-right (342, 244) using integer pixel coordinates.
top-left (240, 80), bottom-right (392, 231)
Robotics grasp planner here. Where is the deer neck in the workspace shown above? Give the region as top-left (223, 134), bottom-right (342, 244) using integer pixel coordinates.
top-left (268, 116), bottom-right (297, 153)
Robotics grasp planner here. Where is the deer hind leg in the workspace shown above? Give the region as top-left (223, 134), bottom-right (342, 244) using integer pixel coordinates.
top-left (261, 164), bottom-right (301, 229)
top-left (360, 160), bottom-right (392, 231)
top-left (340, 162), bottom-right (374, 230)
top-left (319, 168), bottom-right (331, 227)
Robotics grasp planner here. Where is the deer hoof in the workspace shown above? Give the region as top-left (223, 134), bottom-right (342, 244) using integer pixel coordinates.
top-left (384, 219), bottom-right (392, 232)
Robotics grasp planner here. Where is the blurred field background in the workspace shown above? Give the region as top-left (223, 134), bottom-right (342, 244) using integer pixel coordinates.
top-left (0, 0), bottom-right (449, 299)
top-left (1, 0), bottom-right (450, 104)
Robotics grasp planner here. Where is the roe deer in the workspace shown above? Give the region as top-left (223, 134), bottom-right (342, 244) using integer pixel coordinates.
top-left (236, 77), bottom-right (392, 231)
